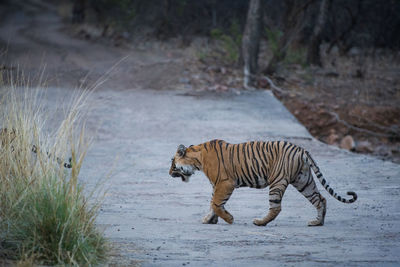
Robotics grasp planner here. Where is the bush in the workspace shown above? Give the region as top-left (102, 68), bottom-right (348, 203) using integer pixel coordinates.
top-left (0, 71), bottom-right (107, 265)
top-left (284, 46), bottom-right (307, 67)
top-left (265, 27), bottom-right (283, 58)
top-left (210, 20), bottom-right (242, 63)
top-left (265, 27), bottom-right (307, 68)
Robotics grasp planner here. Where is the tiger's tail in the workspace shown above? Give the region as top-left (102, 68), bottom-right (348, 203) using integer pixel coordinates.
top-left (304, 151), bottom-right (357, 203)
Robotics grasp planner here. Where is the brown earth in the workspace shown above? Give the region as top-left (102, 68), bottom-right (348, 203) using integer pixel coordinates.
top-left (273, 51), bottom-right (400, 163)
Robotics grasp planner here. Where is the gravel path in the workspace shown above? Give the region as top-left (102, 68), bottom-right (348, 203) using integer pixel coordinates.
top-left (69, 88), bottom-right (399, 266)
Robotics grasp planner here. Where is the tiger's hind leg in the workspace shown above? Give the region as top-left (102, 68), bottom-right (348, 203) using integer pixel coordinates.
top-left (292, 165), bottom-right (326, 226)
top-left (202, 210), bottom-right (218, 224)
top-left (253, 180), bottom-right (288, 226)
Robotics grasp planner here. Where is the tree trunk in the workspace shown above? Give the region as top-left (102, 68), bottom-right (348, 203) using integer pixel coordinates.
top-left (211, 0), bottom-right (217, 28)
top-left (72, 0), bottom-right (86, 23)
top-left (241, 0), bottom-right (263, 89)
top-left (306, 0), bottom-right (329, 66)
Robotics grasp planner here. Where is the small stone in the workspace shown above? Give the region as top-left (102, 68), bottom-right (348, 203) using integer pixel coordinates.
top-left (340, 135), bottom-right (355, 151)
top-left (326, 129), bottom-right (339, 145)
top-left (375, 145), bottom-right (391, 157)
top-left (179, 78), bottom-right (190, 84)
top-left (258, 77), bottom-right (269, 88)
top-left (355, 141), bottom-right (374, 153)
top-left (219, 85), bottom-right (228, 91)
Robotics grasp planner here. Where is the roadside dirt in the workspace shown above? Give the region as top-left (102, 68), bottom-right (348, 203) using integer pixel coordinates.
top-left (273, 52), bottom-right (400, 164)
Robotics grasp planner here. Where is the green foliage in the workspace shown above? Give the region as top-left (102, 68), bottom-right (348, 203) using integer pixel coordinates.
top-left (177, 0), bottom-right (187, 17)
top-left (196, 47), bottom-right (210, 61)
top-left (210, 28), bottom-right (223, 39)
top-left (265, 27), bottom-right (307, 68)
top-left (93, 0), bottom-right (136, 27)
top-left (265, 27), bottom-right (283, 58)
top-left (1, 175), bottom-right (107, 265)
top-left (284, 46), bottom-right (308, 67)
top-left (210, 20), bottom-right (242, 63)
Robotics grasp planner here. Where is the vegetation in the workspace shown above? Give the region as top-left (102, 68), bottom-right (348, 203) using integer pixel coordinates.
top-left (265, 27), bottom-right (283, 60)
top-left (0, 71), bottom-right (107, 265)
top-left (210, 21), bottom-right (242, 64)
top-left (283, 46), bottom-right (307, 67)
top-left (74, 0), bottom-right (400, 70)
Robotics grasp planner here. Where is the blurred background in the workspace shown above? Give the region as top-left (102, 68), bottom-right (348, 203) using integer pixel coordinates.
top-left (1, 0), bottom-right (399, 162)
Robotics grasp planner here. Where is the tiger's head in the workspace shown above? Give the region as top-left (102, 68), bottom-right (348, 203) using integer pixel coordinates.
top-left (169, 144), bottom-right (201, 183)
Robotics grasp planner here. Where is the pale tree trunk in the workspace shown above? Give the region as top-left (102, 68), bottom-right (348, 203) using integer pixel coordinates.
top-left (307, 0), bottom-right (329, 66)
top-left (242, 0), bottom-right (263, 89)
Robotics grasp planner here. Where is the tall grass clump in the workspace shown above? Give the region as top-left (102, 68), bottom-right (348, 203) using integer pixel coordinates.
top-left (0, 71), bottom-right (107, 265)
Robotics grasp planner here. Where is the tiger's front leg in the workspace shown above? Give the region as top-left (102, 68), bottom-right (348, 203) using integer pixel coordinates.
top-left (210, 182), bottom-right (235, 224)
top-left (203, 188), bottom-right (218, 224)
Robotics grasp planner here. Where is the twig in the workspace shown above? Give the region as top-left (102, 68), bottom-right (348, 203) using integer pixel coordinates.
top-left (262, 76), bottom-right (287, 96)
top-left (327, 111), bottom-right (398, 138)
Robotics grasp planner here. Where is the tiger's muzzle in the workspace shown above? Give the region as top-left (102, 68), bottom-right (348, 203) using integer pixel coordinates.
top-left (169, 164), bottom-right (194, 183)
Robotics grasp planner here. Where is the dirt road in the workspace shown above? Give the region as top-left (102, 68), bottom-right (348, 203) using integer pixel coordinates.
top-left (1, 1), bottom-right (400, 266)
top-left (75, 88), bottom-right (398, 266)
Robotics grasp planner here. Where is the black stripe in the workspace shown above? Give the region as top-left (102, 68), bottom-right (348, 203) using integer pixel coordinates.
top-left (230, 144), bottom-right (237, 178)
top-left (299, 178), bottom-right (312, 193)
top-left (269, 199), bottom-right (281, 204)
top-left (214, 143), bottom-right (221, 184)
top-left (243, 145), bottom-right (255, 186)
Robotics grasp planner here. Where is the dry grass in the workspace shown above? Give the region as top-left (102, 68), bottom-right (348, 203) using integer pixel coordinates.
top-left (0, 69), bottom-right (107, 265)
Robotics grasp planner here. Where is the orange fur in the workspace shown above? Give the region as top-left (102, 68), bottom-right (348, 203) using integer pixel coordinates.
top-left (170, 139), bottom-right (357, 226)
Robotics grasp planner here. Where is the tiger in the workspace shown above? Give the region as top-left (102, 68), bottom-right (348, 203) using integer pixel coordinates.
top-left (169, 139), bottom-right (357, 226)
top-left (0, 127), bottom-right (72, 168)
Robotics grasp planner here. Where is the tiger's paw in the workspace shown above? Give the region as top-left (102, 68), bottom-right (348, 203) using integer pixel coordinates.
top-left (202, 214), bottom-right (218, 224)
top-left (253, 218), bottom-right (267, 226)
top-left (307, 219), bottom-right (324, 226)
top-left (224, 215), bottom-right (234, 224)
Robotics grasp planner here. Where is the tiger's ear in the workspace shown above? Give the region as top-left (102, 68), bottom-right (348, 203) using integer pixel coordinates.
top-left (177, 144), bottom-right (186, 157)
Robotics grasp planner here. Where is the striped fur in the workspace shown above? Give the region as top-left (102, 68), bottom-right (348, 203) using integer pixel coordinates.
top-left (169, 139), bottom-right (357, 226)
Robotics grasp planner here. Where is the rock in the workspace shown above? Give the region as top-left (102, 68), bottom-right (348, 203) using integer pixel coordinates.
top-left (355, 141), bottom-right (374, 153)
top-left (374, 145), bottom-right (391, 157)
top-left (326, 129), bottom-right (339, 145)
top-left (340, 135), bottom-right (355, 151)
top-left (179, 77), bottom-right (190, 84)
top-left (325, 71), bottom-right (339, 78)
top-left (258, 77), bottom-right (269, 89)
